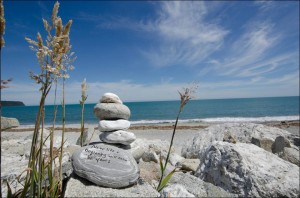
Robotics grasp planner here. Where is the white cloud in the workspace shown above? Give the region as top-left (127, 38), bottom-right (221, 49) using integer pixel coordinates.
top-left (141, 1), bottom-right (229, 67)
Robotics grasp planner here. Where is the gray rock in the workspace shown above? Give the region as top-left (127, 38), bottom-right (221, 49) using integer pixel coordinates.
top-left (251, 137), bottom-right (274, 152)
top-left (178, 159), bottom-right (200, 172)
top-left (166, 153), bottom-right (185, 166)
top-left (100, 130), bottom-right (136, 145)
top-left (129, 143), bottom-right (145, 162)
top-left (168, 172), bottom-right (235, 197)
top-left (72, 143), bottom-right (140, 188)
top-left (293, 137), bottom-right (300, 146)
top-left (100, 92), bottom-right (123, 104)
top-left (196, 141), bottom-right (299, 197)
top-left (93, 103), bottom-right (130, 120)
top-left (99, 119), bottom-right (130, 132)
top-left (142, 149), bottom-right (159, 163)
top-left (64, 174), bottom-right (159, 197)
top-left (160, 184), bottom-right (195, 197)
top-left (138, 160), bottom-right (176, 184)
top-left (133, 138), bottom-right (175, 156)
top-left (182, 123), bottom-right (292, 158)
top-left (1, 116), bottom-right (20, 130)
top-left (272, 135), bottom-right (291, 153)
top-left (278, 146), bottom-right (300, 166)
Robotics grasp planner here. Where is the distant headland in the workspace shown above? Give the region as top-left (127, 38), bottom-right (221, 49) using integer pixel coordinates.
top-left (1, 101), bottom-right (25, 106)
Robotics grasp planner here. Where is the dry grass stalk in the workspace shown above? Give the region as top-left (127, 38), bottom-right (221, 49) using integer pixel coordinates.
top-left (157, 83), bottom-right (198, 192)
top-left (15, 1), bottom-right (76, 197)
top-left (80, 78), bottom-right (88, 146)
top-left (0, 0), bottom-right (5, 48)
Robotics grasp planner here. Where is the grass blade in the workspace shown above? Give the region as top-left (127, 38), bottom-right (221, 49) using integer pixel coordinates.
top-left (157, 168), bottom-right (177, 192)
top-left (6, 182), bottom-right (12, 198)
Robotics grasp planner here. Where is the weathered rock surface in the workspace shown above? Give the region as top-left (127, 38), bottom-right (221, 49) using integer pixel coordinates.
top-left (72, 143), bottom-right (139, 188)
top-left (251, 137), bottom-right (274, 152)
top-left (131, 138), bottom-right (176, 164)
top-left (196, 141), bottom-right (299, 197)
top-left (100, 130), bottom-right (136, 145)
top-left (93, 103), bottom-right (130, 120)
top-left (177, 159), bottom-right (200, 172)
top-left (138, 160), bottom-right (175, 184)
top-left (168, 172), bottom-right (235, 197)
top-left (100, 92), bottom-right (123, 104)
top-left (64, 174), bottom-right (159, 197)
top-left (278, 146), bottom-right (300, 166)
top-left (182, 123), bottom-right (292, 158)
top-left (160, 184), bottom-right (195, 197)
top-left (99, 119), bottom-right (130, 132)
top-left (1, 116), bottom-right (20, 130)
top-left (272, 135), bottom-right (291, 153)
top-left (1, 141), bottom-right (72, 196)
top-left (1, 152), bottom-right (28, 196)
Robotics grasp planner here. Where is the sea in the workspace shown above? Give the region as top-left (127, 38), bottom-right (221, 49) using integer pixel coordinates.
top-left (1, 96), bottom-right (299, 126)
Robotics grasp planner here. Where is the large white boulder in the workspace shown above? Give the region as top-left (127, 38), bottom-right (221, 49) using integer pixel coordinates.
top-left (181, 123), bottom-right (292, 158)
top-left (195, 141), bottom-right (299, 197)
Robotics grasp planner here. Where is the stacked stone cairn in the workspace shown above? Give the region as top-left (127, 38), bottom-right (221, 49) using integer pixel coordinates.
top-left (94, 93), bottom-right (136, 145)
top-left (72, 93), bottom-right (139, 189)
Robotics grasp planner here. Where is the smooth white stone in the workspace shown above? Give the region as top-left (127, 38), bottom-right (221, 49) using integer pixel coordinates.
top-left (93, 103), bottom-right (130, 120)
top-left (100, 93), bottom-right (123, 104)
top-left (99, 119), bottom-right (130, 132)
top-left (100, 130), bottom-right (136, 145)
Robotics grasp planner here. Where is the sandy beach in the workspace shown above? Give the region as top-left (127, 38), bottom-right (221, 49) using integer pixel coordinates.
top-left (2, 120), bottom-right (299, 154)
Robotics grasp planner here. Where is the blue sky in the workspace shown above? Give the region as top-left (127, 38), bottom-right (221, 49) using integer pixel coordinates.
top-left (1, 1), bottom-right (299, 105)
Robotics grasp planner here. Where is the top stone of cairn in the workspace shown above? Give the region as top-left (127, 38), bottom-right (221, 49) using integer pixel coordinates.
top-left (100, 93), bottom-right (123, 104)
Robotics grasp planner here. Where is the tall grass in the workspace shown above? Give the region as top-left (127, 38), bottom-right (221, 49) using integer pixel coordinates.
top-left (157, 84), bottom-right (198, 192)
top-left (9, 2), bottom-right (76, 197)
top-left (80, 78), bottom-right (88, 147)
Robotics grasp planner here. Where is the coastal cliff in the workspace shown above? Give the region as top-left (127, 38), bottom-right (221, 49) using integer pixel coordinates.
top-left (0, 101), bottom-right (25, 106)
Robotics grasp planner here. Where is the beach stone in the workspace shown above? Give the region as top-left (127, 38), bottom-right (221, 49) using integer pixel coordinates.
top-left (100, 130), bottom-right (136, 145)
top-left (158, 151), bottom-right (184, 166)
top-left (196, 141), bottom-right (299, 197)
top-left (293, 137), bottom-right (300, 146)
top-left (141, 148), bottom-right (159, 163)
top-left (168, 172), bottom-right (235, 197)
top-left (251, 137), bottom-right (274, 152)
top-left (129, 143), bottom-right (145, 162)
top-left (177, 159), bottom-right (200, 172)
top-left (1, 116), bottom-right (20, 130)
top-left (72, 143), bottom-right (139, 188)
top-left (64, 174), bottom-right (159, 197)
top-left (272, 135), bottom-right (291, 153)
top-left (1, 152), bottom-right (28, 196)
top-left (100, 92), bottom-right (123, 104)
top-left (181, 123), bottom-right (292, 158)
top-left (138, 160), bottom-right (175, 184)
top-left (161, 184), bottom-right (195, 197)
top-left (277, 146), bottom-right (300, 166)
top-left (99, 119), bottom-right (130, 132)
top-left (93, 103), bottom-right (130, 120)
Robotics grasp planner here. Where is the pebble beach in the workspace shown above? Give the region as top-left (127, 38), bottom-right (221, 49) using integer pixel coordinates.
top-left (2, 120), bottom-right (299, 153)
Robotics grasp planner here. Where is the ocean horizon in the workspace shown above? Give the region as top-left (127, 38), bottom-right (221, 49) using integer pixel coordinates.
top-left (1, 96), bottom-right (299, 125)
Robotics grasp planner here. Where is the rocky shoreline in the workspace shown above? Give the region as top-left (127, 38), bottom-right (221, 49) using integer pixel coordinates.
top-left (1, 119), bottom-right (299, 197)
